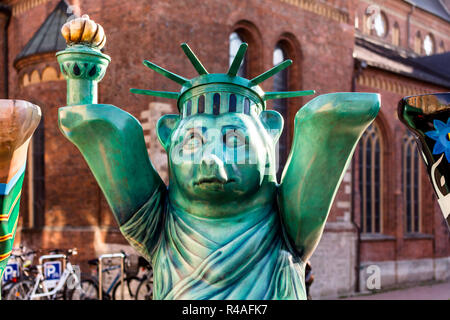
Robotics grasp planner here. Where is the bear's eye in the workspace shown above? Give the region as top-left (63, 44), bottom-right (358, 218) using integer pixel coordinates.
top-left (182, 132), bottom-right (203, 153)
top-left (224, 129), bottom-right (245, 148)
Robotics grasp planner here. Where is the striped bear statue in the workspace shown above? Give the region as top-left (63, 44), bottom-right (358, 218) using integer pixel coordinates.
top-left (0, 100), bottom-right (41, 298)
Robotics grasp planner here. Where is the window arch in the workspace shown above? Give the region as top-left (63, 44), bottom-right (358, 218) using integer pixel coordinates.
top-left (402, 132), bottom-right (421, 233)
top-left (272, 43), bottom-right (289, 178)
top-left (229, 21), bottom-right (263, 79)
top-left (271, 35), bottom-right (302, 179)
top-left (229, 32), bottom-right (247, 77)
top-left (362, 13), bottom-right (369, 34)
top-left (22, 73), bottom-right (30, 87)
top-left (423, 33), bottom-right (435, 56)
top-left (30, 70), bottom-right (40, 84)
top-left (372, 11), bottom-right (388, 38)
top-left (358, 123), bottom-right (383, 233)
top-left (414, 31), bottom-right (422, 54)
top-left (41, 66), bottom-right (59, 82)
top-left (364, 5), bottom-right (388, 38)
top-left (26, 113), bottom-right (45, 228)
top-left (392, 22), bottom-right (400, 46)
top-left (438, 40), bottom-right (445, 54)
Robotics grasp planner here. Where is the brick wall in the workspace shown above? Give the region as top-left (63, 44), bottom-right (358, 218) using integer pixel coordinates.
top-left (355, 0), bottom-right (450, 53)
top-left (0, 8), bottom-right (10, 98)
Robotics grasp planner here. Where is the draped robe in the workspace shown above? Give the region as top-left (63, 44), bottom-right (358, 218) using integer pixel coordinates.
top-left (120, 186), bottom-right (306, 300)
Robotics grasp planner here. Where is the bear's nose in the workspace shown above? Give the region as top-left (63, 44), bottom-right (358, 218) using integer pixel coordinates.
top-left (201, 154), bottom-right (222, 167)
top-left (200, 154), bottom-right (228, 180)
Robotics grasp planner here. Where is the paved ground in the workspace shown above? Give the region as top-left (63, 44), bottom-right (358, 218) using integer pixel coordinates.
top-left (340, 280), bottom-right (450, 300)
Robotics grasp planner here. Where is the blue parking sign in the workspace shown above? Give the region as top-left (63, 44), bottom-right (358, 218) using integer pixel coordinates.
top-left (43, 261), bottom-right (62, 289)
top-left (2, 262), bottom-right (20, 282)
top-left (44, 261), bottom-right (61, 280)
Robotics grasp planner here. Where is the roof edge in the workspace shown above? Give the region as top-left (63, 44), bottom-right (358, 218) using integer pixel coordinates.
top-left (14, 0), bottom-right (69, 64)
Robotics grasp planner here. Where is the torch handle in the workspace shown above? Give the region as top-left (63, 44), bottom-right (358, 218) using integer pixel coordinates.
top-left (66, 78), bottom-right (98, 106)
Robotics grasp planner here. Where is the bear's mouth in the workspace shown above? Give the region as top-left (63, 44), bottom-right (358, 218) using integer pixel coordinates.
top-left (194, 177), bottom-right (236, 186)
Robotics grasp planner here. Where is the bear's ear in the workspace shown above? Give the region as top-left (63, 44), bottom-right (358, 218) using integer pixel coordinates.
top-left (259, 110), bottom-right (284, 143)
top-left (157, 114), bottom-right (179, 150)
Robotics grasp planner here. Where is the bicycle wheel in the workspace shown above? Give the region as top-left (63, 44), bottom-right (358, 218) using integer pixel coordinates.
top-left (5, 280), bottom-right (33, 300)
top-left (135, 273), bottom-right (153, 300)
top-left (1, 281), bottom-right (16, 299)
top-left (112, 276), bottom-right (141, 300)
top-left (68, 274), bottom-right (99, 300)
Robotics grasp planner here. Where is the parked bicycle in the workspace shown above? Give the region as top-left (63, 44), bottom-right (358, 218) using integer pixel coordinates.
top-left (1, 247), bottom-right (37, 299)
top-left (7, 248), bottom-right (93, 300)
top-left (134, 256), bottom-right (154, 300)
top-left (81, 251), bottom-right (142, 300)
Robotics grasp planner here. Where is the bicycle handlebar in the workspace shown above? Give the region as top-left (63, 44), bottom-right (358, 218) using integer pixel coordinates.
top-left (11, 250), bottom-right (37, 258)
top-left (10, 250), bottom-right (37, 263)
top-left (47, 248), bottom-right (78, 256)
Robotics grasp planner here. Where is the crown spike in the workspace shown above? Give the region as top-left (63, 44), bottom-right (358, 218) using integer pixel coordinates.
top-left (264, 90), bottom-right (315, 100)
top-left (181, 43), bottom-right (209, 75)
top-left (227, 43), bottom-right (248, 77)
top-left (143, 60), bottom-right (189, 86)
top-left (130, 88), bottom-right (180, 99)
top-left (249, 59), bottom-right (292, 86)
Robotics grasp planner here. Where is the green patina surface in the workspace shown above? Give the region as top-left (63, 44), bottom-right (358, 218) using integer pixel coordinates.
top-left (57, 42), bottom-right (380, 299)
top-left (56, 44), bottom-right (110, 106)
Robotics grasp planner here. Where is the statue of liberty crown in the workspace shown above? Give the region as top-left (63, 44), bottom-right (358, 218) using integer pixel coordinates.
top-left (130, 43), bottom-right (315, 118)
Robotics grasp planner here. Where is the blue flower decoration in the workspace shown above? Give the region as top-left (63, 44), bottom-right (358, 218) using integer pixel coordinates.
top-left (425, 119), bottom-right (450, 162)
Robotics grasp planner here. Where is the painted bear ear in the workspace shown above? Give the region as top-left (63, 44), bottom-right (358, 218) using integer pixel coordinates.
top-left (259, 110), bottom-right (284, 143)
top-left (157, 114), bottom-right (179, 150)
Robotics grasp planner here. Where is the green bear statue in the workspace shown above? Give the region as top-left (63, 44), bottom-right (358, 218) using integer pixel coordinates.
top-left (57, 16), bottom-right (380, 300)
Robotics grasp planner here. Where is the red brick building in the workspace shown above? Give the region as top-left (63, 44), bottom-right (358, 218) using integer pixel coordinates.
top-left (0, 0), bottom-right (448, 298)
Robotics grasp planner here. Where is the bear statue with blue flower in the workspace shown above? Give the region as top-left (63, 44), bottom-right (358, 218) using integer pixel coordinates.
top-left (399, 93), bottom-right (450, 229)
top-left (425, 118), bottom-right (450, 162)
top-left (57, 16), bottom-right (380, 299)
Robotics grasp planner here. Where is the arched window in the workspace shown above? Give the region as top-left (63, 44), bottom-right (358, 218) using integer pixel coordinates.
top-left (423, 34), bottom-right (435, 56)
top-left (27, 115), bottom-right (45, 228)
top-left (362, 13), bottom-right (370, 34)
top-left (229, 32), bottom-right (247, 77)
top-left (272, 44), bottom-right (289, 178)
top-left (403, 133), bottom-right (421, 233)
top-left (372, 11), bottom-right (388, 38)
top-left (414, 31), bottom-right (422, 54)
top-left (358, 123), bottom-right (383, 233)
top-left (229, 21), bottom-right (263, 79)
top-left (392, 22), bottom-right (400, 46)
top-left (438, 41), bottom-right (445, 54)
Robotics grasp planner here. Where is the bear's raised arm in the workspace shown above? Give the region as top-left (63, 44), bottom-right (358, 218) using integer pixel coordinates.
top-left (278, 92), bottom-right (380, 262)
top-left (56, 15), bottom-right (166, 238)
top-left (58, 104), bottom-right (166, 226)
